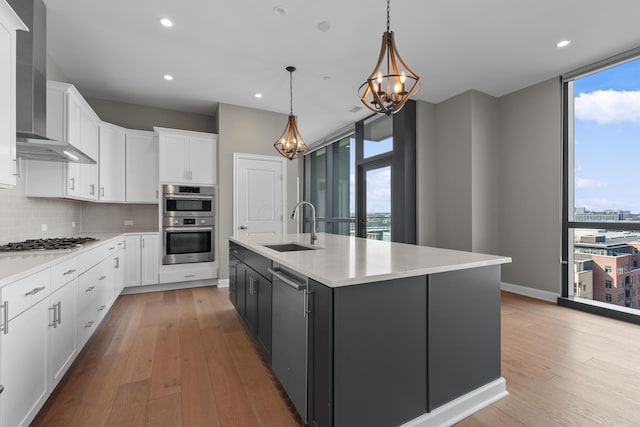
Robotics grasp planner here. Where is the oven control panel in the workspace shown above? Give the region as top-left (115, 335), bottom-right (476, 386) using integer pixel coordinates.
top-left (163, 217), bottom-right (214, 227)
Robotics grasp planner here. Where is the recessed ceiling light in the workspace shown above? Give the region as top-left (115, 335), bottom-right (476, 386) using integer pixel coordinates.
top-left (160, 18), bottom-right (173, 27)
top-left (273, 6), bottom-right (287, 16)
top-left (317, 21), bottom-right (331, 32)
top-left (556, 40), bottom-right (571, 48)
top-left (164, 74), bottom-right (173, 81)
top-left (255, 93), bottom-right (263, 98)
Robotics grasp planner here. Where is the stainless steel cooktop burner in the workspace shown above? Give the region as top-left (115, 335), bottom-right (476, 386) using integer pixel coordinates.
top-left (0, 237), bottom-right (98, 252)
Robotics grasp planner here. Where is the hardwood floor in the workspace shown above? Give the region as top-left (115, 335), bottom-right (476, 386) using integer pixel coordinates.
top-left (33, 288), bottom-right (640, 427)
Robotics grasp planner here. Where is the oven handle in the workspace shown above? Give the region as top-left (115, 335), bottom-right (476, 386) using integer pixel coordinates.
top-left (164, 195), bottom-right (214, 200)
top-left (164, 227), bottom-right (214, 232)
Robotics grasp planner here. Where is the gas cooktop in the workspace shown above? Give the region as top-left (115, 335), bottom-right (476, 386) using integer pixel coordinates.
top-left (0, 237), bottom-right (98, 252)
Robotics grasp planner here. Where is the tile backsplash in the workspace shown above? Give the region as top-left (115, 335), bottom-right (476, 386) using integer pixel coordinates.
top-left (0, 160), bottom-right (158, 245)
top-left (0, 161), bottom-right (82, 244)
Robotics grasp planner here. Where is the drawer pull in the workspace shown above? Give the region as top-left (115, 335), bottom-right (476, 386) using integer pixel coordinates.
top-left (63, 269), bottom-right (77, 276)
top-left (184, 274), bottom-right (196, 278)
top-left (98, 305), bottom-right (106, 311)
top-left (108, 247), bottom-right (116, 251)
top-left (0, 301), bottom-right (7, 335)
top-left (99, 276), bottom-right (107, 281)
top-left (25, 286), bottom-right (46, 296)
top-left (85, 321), bottom-right (94, 328)
top-left (85, 286), bottom-right (96, 292)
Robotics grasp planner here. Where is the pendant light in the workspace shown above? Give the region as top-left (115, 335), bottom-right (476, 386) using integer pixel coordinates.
top-left (274, 66), bottom-right (307, 160)
top-left (358, 0), bottom-right (420, 115)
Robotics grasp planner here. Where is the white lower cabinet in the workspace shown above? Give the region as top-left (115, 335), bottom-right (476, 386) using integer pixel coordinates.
top-left (0, 270), bottom-right (51, 427)
top-left (48, 278), bottom-right (78, 391)
top-left (125, 234), bottom-right (159, 287)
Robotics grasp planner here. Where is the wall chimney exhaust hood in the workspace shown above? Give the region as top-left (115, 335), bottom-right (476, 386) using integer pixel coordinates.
top-left (8, 0), bottom-right (95, 164)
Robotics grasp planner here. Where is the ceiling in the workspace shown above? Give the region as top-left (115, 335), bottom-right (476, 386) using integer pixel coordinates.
top-left (43, 0), bottom-right (640, 144)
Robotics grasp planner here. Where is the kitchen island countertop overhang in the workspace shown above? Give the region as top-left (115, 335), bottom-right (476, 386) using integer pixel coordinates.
top-left (229, 232), bottom-right (512, 287)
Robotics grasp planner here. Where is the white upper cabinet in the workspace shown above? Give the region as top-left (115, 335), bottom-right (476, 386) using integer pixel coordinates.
top-left (78, 100), bottom-right (99, 200)
top-left (99, 122), bottom-right (125, 202)
top-left (0, 1), bottom-right (27, 189)
top-left (156, 127), bottom-right (217, 185)
top-left (125, 129), bottom-right (159, 203)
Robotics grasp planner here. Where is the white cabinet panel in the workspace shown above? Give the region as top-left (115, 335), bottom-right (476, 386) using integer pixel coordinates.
top-left (0, 2), bottom-right (25, 189)
top-left (125, 130), bottom-right (158, 203)
top-left (0, 297), bottom-right (49, 427)
top-left (99, 123), bottom-right (126, 202)
top-left (124, 235), bottom-right (141, 287)
top-left (159, 132), bottom-right (189, 183)
top-left (79, 108), bottom-right (99, 200)
top-left (157, 127), bottom-right (217, 185)
top-left (141, 234), bottom-right (159, 286)
top-left (189, 136), bottom-right (216, 184)
top-left (48, 278), bottom-right (78, 390)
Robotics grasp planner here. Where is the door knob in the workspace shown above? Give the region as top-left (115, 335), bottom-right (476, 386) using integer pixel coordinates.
top-left (238, 225), bottom-right (248, 230)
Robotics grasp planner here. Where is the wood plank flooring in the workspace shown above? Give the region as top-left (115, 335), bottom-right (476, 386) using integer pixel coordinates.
top-left (32, 288), bottom-right (640, 427)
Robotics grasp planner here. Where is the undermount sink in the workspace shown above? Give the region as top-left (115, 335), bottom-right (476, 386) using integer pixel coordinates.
top-left (263, 243), bottom-right (320, 252)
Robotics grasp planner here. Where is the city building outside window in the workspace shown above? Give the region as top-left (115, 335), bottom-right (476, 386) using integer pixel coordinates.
top-left (605, 280), bottom-right (612, 289)
top-left (605, 294), bottom-right (612, 303)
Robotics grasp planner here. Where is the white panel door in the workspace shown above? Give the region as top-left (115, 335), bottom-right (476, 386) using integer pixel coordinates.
top-left (48, 279), bottom-right (78, 390)
top-left (0, 18), bottom-right (14, 188)
top-left (65, 93), bottom-right (82, 198)
top-left (234, 154), bottom-right (286, 238)
top-left (124, 235), bottom-right (141, 287)
top-left (79, 110), bottom-right (99, 200)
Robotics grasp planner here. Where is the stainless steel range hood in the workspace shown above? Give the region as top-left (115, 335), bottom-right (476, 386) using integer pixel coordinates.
top-left (8, 0), bottom-right (95, 164)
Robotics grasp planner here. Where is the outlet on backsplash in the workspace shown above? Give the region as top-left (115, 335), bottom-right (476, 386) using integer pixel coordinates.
top-left (124, 220), bottom-right (134, 226)
top-left (41, 224), bottom-right (47, 231)
top-left (72, 221), bottom-right (76, 228)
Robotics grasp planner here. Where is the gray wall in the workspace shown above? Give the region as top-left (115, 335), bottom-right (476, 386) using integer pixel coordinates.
top-left (416, 79), bottom-right (562, 295)
top-left (217, 103), bottom-right (302, 279)
top-left (470, 91), bottom-right (499, 255)
top-left (85, 98), bottom-right (216, 134)
top-left (498, 78), bottom-right (562, 294)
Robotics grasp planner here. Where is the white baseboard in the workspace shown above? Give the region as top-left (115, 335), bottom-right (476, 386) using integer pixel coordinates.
top-left (217, 278), bottom-right (230, 288)
top-left (501, 282), bottom-right (559, 302)
top-left (400, 378), bottom-right (508, 427)
top-left (121, 278), bottom-right (218, 295)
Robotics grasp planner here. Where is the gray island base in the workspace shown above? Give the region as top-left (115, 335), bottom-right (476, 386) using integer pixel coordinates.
top-left (228, 233), bottom-right (511, 427)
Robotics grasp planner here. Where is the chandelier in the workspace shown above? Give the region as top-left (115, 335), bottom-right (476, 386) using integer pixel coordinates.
top-left (358, 0), bottom-right (420, 115)
top-left (274, 66), bottom-right (307, 160)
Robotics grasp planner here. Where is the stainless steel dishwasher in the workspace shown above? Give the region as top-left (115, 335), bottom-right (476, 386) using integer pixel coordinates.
top-left (269, 263), bottom-right (308, 422)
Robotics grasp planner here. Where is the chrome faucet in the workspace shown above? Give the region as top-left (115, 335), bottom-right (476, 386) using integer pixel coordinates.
top-left (291, 201), bottom-right (317, 244)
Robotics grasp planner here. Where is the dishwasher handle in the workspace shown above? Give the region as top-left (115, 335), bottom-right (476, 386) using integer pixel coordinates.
top-left (268, 268), bottom-right (307, 290)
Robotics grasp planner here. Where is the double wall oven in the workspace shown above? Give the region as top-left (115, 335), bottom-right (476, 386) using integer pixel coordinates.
top-left (162, 185), bottom-right (215, 265)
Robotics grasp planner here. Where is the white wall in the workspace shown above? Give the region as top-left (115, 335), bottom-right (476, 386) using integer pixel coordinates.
top-left (498, 78), bottom-right (562, 294)
top-left (217, 103), bottom-right (302, 278)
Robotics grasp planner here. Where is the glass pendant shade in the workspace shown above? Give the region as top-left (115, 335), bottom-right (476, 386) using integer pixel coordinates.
top-left (274, 114), bottom-right (307, 160)
top-left (274, 66), bottom-right (308, 160)
top-left (358, 1), bottom-right (420, 115)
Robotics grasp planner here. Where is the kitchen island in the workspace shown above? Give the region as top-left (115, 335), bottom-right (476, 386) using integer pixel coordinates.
top-left (228, 233), bottom-right (511, 427)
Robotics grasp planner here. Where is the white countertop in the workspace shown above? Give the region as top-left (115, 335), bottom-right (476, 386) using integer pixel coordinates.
top-left (229, 233), bottom-right (512, 287)
top-left (0, 231), bottom-right (158, 288)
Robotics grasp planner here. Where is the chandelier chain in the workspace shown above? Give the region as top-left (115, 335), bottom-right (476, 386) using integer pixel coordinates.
top-left (386, 0), bottom-right (391, 33)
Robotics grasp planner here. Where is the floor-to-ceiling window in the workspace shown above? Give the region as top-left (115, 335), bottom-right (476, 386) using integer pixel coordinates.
top-left (304, 101), bottom-right (416, 243)
top-left (562, 50), bottom-right (640, 321)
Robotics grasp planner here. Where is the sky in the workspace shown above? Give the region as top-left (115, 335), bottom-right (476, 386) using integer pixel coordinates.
top-left (574, 58), bottom-right (640, 213)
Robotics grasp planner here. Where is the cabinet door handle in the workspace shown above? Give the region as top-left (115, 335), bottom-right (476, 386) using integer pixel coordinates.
top-left (90, 184), bottom-right (95, 195)
top-left (184, 274), bottom-right (195, 278)
top-left (114, 257), bottom-right (120, 269)
top-left (63, 269), bottom-right (77, 275)
top-left (1, 301), bottom-right (8, 335)
top-left (69, 177), bottom-right (75, 191)
top-left (49, 304), bottom-right (58, 328)
top-left (156, 189), bottom-right (159, 200)
top-left (57, 301), bottom-right (62, 325)
top-left (99, 275), bottom-right (107, 281)
top-left (100, 187), bottom-right (105, 197)
top-left (85, 286), bottom-right (95, 292)
top-left (85, 321), bottom-right (94, 328)
top-left (98, 305), bottom-right (106, 311)
top-left (108, 246), bottom-right (116, 251)
top-left (12, 159), bottom-right (21, 177)
top-left (25, 286), bottom-right (46, 296)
